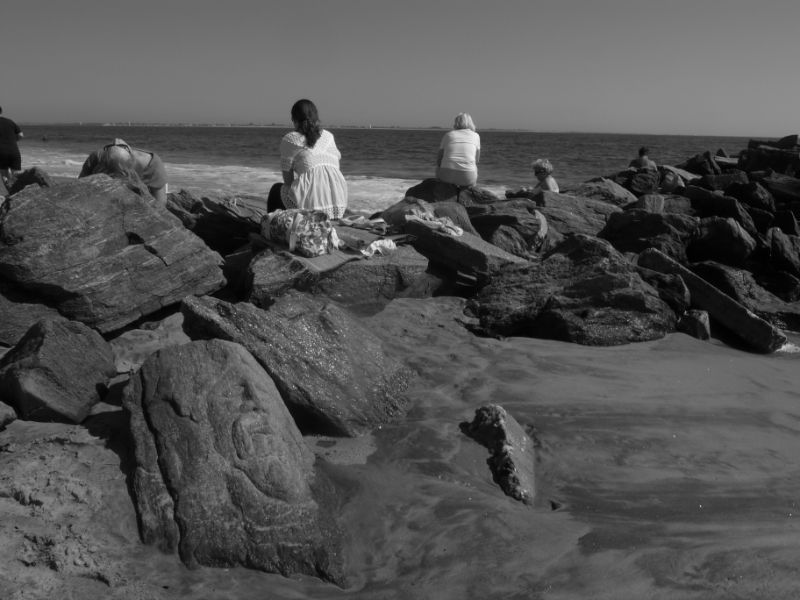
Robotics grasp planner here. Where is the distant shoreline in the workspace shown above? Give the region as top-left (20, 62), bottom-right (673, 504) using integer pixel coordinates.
top-left (19, 122), bottom-right (762, 139)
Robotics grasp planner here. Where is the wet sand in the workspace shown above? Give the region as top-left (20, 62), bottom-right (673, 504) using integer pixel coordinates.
top-left (2, 297), bottom-right (799, 599)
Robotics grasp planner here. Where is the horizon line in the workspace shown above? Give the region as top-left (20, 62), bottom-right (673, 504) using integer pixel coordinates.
top-left (17, 121), bottom-right (768, 139)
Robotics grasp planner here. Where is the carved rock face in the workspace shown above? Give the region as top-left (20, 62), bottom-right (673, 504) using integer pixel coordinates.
top-left (123, 338), bottom-right (345, 584)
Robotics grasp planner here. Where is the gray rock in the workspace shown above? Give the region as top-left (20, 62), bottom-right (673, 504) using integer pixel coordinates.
top-left (467, 234), bottom-right (676, 345)
top-left (166, 189), bottom-right (265, 255)
top-left (467, 199), bottom-right (549, 258)
top-left (123, 339), bottom-right (344, 584)
top-left (247, 245), bottom-right (436, 313)
top-left (767, 227), bottom-right (800, 278)
top-left (0, 176), bottom-right (225, 333)
top-left (404, 178), bottom-right (499, 206)
top-left (599, 209), bottom-right (698, 263)
top-left (535, 191), bottom-right (622, 237)
top-left (404, 218), bottom-right (528, 280)
top-left (637, 248), bottom-right (787, 353)
top-left (687, 217), bottom-right (757, 267)
top-left (564, 178), bottom-right (638, 207)
top-left (181, 294), bottom-right (412, 436)
top-left (6, 167), bottom-right (53, 196)
top-left (460, 405), bottom-right (536, 505)
top-left (0, 284), bottom-right (65, 348)
top-left (691, 261), bottom-right (800, 332)
top-left (0, 401), bottom-right (16, 428)
top-left (677, 309), bottom-right (711, 340)
top-left (0, 319), bottom-right (116, 423)
top-left (725, 181), bottom-right (776, 213)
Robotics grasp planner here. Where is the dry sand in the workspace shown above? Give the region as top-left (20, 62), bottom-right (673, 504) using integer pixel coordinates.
top-left (1, 297), bottom-right (799, 599)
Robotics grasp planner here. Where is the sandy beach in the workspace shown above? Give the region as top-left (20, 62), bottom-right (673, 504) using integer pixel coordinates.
top-left (2, 297), bottom-right (798, 599)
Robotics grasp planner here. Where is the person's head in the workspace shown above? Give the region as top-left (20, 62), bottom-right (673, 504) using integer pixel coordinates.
top-left (92, 139), bottom-right (139, 181)
top-left (638, 146), bottom-right (649, 157)
top-left (291, 99), bottom-right (322, 147)
top-left (0, 106), bottom-right (3, 115)
top-left (453, 113), bottom-right (475, 131)
top-left (532, 158), bottom-right (554, 179)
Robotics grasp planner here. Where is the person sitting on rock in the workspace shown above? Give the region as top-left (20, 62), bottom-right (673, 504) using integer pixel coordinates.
top-left (267, 98), bottom-right (348, 219)
top-left (436, 112), bottom-right (480, 187)
top-left (629, 146), bottom-right (657, 170)
top-left (506, 158), bottom-right (559, 198)
top-left (79, 138), bottom-right (168, 202)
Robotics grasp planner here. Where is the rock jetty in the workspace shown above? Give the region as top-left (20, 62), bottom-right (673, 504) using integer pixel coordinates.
top-left (0, 133), bottom-right (798, 594)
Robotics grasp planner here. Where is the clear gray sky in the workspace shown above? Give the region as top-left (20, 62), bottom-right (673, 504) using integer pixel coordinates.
top-left (2, 0), bottom-right (798, 136)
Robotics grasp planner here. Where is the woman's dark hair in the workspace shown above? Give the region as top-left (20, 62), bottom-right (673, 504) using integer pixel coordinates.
top-left (638, 146), bottom-right (649, 156)
top-left (291, 99), bottom-right (321, 147)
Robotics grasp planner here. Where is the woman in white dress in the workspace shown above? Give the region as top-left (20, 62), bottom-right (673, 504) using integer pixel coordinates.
top-left (267, 99), bottom-right (348, 219)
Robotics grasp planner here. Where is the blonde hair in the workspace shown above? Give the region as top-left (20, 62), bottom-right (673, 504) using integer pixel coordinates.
top-left (532, 158), bottom-right (553, 174)
top-left (453, 112), bottom-right (475, 131)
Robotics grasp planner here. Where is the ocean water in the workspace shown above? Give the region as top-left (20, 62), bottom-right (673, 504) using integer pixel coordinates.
top-left (17, 125), bottom-right (753, 215)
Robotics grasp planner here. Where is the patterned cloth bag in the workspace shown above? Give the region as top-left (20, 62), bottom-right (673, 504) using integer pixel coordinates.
top-left (261, 209), bottom-right (340, 257)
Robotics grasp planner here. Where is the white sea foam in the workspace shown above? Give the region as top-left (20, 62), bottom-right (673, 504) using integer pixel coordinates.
top-left (21, 147), bottom-right (441, 214)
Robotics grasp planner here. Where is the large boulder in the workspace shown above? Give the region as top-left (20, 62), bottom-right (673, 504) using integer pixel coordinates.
top-left (467, 199), bottom-right (549, 258)
top-left (404, 219), bottom-right (528, 280)
top-left (181, 294), bottom-right (412, 436)
top-left (686, 217), bottom-right (757, 267)
top-left (599, 209), bottom-right (698, 263)
top-left (637, 248), bottom-right (787, 353)
top-left (380, 197), bottom-right (478, 235)
top-left (0, 176), bottom-right (225, 333)
top-left (466, 234), bottom-right (676, 345)
top-left (759, 172), bottom-right (800, 207)
top-left (535, 191), bottom-right (622, 237)
top-left (0, 319), bottom-right (116, 423)
top-left (123, 339), bottom-right (344, 584)
top-left (0, 283), bottom-right (65, 348)
top-left (691, 261), bottom-right (800, 332)
top-left (683, 187), bottom-right (758, 237)
top-left (404, 178), bottom-right (499, 207)
top-left (247, 245), bottom-right (438, 313)
top-left (739, 145), bottom-right (800, 175)
top-left (725, 181), bottom-right (777, 213)
top-left (166, 189), bottom-right (266, 255)
top-left (563, 178), bottom-right (638, 207)
top-left (767, 227), bottom-right (800, 278)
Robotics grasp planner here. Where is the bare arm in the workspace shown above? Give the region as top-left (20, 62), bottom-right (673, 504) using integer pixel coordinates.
top-left (436, 149), bottom-right (443, 167)
top-left (475, 148), bottom-right (480, 164)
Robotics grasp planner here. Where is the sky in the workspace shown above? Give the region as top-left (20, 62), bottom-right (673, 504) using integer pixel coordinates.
top-left (2, 0), bottom-right (799, 136)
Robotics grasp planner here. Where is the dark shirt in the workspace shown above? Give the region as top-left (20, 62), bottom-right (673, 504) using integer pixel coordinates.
top-left (0, 116), bottom-right (21, 153)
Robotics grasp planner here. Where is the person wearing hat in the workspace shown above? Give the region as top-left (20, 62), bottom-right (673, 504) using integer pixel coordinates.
top-left (79, 138), bottom-right (168, 202)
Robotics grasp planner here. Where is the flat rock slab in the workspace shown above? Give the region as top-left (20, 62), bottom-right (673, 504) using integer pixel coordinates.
top-left (0, 176), bottom-right (225, 333)
top-left (405, 219), bottom-right (527, 278)
top-left (181, 294), bottom-right (413, 437)
top-left (461, 404), bottom-right (536, 505)
top-left (637, 248), bottom-right (787, 353)
top-left (123, 339), bottom-right (344, 584)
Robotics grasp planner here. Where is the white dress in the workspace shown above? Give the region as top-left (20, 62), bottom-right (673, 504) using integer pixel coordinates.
top-left (279, 129), bottom-right (348, 219)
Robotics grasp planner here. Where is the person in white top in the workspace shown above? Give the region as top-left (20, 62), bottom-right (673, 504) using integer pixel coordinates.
top-left (436, 112), bottom-right (480, 187)
top-left (267, 99), bottom-right (348, 219)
